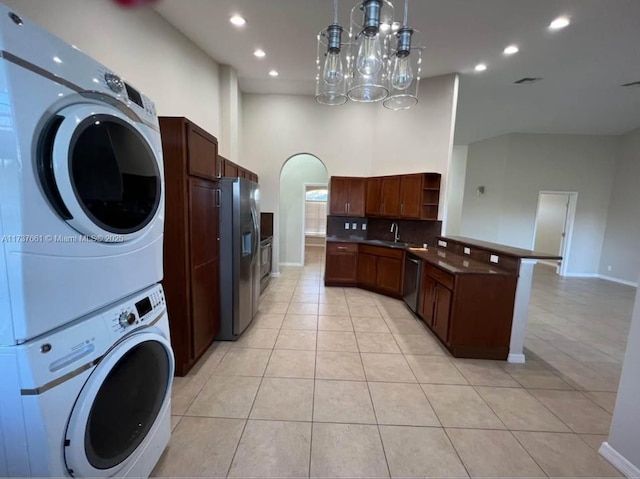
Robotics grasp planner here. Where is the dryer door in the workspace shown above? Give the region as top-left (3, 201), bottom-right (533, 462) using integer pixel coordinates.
top-left (39, 103), bottom-right (162, 242)
top-left (64, 331), bottom-right (174, 477)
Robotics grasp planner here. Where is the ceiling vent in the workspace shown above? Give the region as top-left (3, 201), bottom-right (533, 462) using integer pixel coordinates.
top-left (621, 81), bottom-right (640, 87)
top-left (514, 77), bottom-right (542, 85)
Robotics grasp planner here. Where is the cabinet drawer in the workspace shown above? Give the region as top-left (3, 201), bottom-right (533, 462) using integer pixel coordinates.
top-left (327, 242), bottom-right (358, 253)
top-left (424, 264), bottom-right (454, 290)
top-left (359, 244), bottom-right (404, 259)
top-left (187, 126), bottom-right (218, 180)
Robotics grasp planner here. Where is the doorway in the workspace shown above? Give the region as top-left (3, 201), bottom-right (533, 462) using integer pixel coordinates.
top-left (532, 191), bottom-right (577, 276)
top-left (279, 154), bottom-right (329, 267)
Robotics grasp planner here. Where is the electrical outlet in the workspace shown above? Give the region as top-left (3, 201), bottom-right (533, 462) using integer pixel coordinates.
top-left (438, 240), bottom-right (447, 247)
top-left (607, 265), bottom-right (612, 272)
top-left (463, 260), bottom-right (470, 268)
top-left (464, 247), bottom-right (471, 255)
top-left (490, 254), bottom-right (499, 264)
top-left (344, 222), bottom-right (349, 229)
top-left (351, 223), bottom-right (357, 230)
top-left (362, 224), bottom-right (367, 230)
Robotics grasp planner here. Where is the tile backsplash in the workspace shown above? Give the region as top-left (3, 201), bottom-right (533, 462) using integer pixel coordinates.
top-left (366, 218), bottom-right (442, 247)
top-left (326, 216), bottom-right (368, 239)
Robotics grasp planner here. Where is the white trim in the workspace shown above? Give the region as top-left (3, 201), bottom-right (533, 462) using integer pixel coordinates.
top-left (508, 353), bottom-right (526, 364)
top-left (270, 272), bottom-right (281, 278)
top-left (599, 442), bottom-right (640, 478)
top-left (280, 262), bottom-right (303, 267)
top-left (598, 275), bottom-right (639, 288)
top-left (562, 272), bottom-right (599, 278)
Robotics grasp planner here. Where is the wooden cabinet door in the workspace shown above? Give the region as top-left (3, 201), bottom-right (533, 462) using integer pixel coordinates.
top-left (188, 177), bottom-right (220, 359)
top-left (357, 253), bottom-right (377, 289)
top-left (187, 125), bottom-right (218, 181)
top-left (325, 251), bottom-right (358, 283)
top-left (419, 274), bottom-right (437, 325)
top-left (376, 257), bottom-right (403, 295)
top-left (433, 285), bottom-right (452, 343)
top-left (347, 178), bottom-right (366, 217)
top-left (365, 177), bottom-right (382, 216)
top-left (400, 174), bottom-right (423, 219)
top-left (237, 166), bottom-right (247, 179)
top-left (329, 177), bottom-right (350, 215)
top-left (224, 160), bottom-right (239, 178)
top-left (380, 176), bottom-right (401, 217)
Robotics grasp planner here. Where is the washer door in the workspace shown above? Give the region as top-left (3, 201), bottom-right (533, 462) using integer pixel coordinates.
top-left (39, 103), bottom-right (162, 242)
top-left (64, 331), bottom-right (174, 477)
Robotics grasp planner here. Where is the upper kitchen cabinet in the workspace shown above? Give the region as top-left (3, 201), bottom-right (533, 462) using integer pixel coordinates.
top-left (378, 173), bottom-right (442, 220)
top-left (329, 176), bottom-right (366, 217)
top-left (219, 155), bottom-right (259, 183)
top-left (365, 177), bottom-right (381, 216)
top-left (380, 176), bottom-right (401, 217)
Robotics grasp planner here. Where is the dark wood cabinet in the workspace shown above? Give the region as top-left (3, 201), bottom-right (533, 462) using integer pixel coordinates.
top-left (416, 255), bottom-right (517, 359)
top-left (380, 176), bottom-right (401, 217)
top-left (354, 245), bottom-right (404, 297)
top-left (365, 177), bottom-right (381, 216)
top-left (325, 242), bottom-right (359, 285)
top-left (357, 253), bottom-right (377, 289)
top-left (329, 177), bottom-right (366, 217)
top-left (400, 174), bottom-right (423, 219)
top-left (218, 155), bottom-right (258, 182)
top-left (159, 117), bottom-right (221, 376)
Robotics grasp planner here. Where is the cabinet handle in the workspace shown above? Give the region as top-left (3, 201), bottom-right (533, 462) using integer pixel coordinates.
top-left (215, 189), bottom-right (221, 207)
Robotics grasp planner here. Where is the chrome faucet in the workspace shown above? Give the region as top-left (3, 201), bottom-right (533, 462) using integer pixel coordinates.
top-left (390, 222), bottom-right (400, 243)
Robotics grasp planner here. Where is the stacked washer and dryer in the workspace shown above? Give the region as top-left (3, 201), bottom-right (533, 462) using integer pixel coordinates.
top-left (0, 6), bottom-right (173, 478)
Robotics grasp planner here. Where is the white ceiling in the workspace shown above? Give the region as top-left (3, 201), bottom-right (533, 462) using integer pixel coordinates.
top-left (155, 0), bottom-right (640, 145)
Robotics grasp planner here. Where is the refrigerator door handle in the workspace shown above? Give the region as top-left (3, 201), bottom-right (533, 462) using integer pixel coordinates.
top-left (251, 208), bottom-right (259, 257)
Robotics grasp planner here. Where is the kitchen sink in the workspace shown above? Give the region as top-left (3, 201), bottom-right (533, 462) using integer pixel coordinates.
top-left (366, 239), bottom-right (414, 248)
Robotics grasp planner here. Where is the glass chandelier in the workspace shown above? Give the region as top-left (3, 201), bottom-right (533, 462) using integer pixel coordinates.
top-left (315, 0), bottom-right (422, 110)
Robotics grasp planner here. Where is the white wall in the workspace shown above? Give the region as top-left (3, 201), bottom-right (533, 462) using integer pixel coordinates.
top-left (279, 155), bottom-right (328, 266)
top-left (219, 65), bottom-right (240, 161)
top-left (461, 133), bottom-right (618, 276)
top-left (534, 193), bottom-right (568, 256)
top-left (241, 74), bottom-right (459, 271)
top-left (444, 145), bottom-right (468, 235)
top-left (4, 0), bottom-right (222, 136)
top-left (599, 128), bottom-right (640, 284)
top-left (604, 274), bottom-right (640, 474)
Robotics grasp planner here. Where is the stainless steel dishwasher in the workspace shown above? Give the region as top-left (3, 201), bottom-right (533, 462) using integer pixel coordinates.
top-left (403, 254), bottom-right (422, 313)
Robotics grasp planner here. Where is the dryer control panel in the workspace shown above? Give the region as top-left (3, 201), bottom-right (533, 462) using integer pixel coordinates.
top-left (97, 67), bottom-right (158, 126)
top-left (106, 284), bottom-right (166, 336)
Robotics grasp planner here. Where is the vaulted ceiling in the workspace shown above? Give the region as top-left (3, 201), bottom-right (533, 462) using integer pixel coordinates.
top-left (155, 0), bottom-right (640, 144)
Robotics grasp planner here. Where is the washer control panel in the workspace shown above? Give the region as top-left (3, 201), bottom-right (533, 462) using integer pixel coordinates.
top-left (96, 68), bottom-right (157, 123)
top-left (106, 284), bottom-right (165, 336)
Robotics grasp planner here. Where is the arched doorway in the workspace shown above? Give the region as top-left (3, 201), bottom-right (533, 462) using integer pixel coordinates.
top-left (279, 154), bottom-right (329, 267)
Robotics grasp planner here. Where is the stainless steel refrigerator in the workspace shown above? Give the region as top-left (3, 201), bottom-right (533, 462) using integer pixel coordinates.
top-left (217, 177), bottom-right (261, 340)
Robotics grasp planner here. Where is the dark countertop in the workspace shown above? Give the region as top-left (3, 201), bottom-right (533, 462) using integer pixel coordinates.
top-left (439, 235), bottom-right (562, 260)
top-left (407, 248), bottom-right (514, 276)
top-left (326, 237), bottom-right (513, 276)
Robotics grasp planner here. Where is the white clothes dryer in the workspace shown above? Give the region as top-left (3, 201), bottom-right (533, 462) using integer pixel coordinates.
top-left (0, 283), bottom-right (173, 477)
top-left (0, 6), bottom-right (165, 345)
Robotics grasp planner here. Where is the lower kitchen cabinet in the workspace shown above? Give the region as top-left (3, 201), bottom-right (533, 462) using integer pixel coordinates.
top-left (356, 245), bottom-right (404, 297)
top-left (418, 261), bottom-right (517, 359)
top-left (325, 242), bottom-right (358, 285)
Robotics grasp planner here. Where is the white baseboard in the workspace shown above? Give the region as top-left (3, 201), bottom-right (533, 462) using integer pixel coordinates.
top-left (508, 353), bottom-right (526, 364)
top-left (598, 275), bottom-right (639, 288)
top-left (562, 272), bottom-right (599, 278)
top-left (279, 262), bottom-right (303, 267)
top-left (269, 272), bottom-right (280, 278)
top-left (599, 441), bottom-right (640, 478)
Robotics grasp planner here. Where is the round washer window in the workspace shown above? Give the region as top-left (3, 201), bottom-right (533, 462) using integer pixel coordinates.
top-left (69, 115), bottom-right (161, 234)
top-left (84, 340), bottom-right (170, 470)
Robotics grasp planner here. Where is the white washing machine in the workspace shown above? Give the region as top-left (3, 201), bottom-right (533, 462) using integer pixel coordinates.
top-left (0, 6), bottom-right (165, 345)
top-left (0, 283), bottom-right (173, 477)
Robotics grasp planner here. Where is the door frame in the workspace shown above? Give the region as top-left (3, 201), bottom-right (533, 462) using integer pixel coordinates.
top-left (301, 182), bottom-right (329, 265)
top-left (531, 191), bottom-right (578, 277)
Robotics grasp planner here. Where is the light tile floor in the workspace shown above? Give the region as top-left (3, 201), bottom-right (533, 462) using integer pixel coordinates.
top-left (154, 249), bottom-right (634, 478)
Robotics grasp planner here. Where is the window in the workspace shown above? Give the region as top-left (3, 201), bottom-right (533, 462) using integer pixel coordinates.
top-left (305, 187), bottom-right (327, 236)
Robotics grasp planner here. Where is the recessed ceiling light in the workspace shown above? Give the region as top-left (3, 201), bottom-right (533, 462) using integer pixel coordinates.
top-left (254, 49), bottom-right (266, 58)
top-left (504, 45), bottom-right (519, 55)
top-left (53, 56), bottom-right (62, 63)
top-left (269, 70), bottom-right (279, 77)
top-left (474, 63), bottom-right (487, 72)
top-left (549, 16), bottom-right (570, 30)
top-left (230, 15), bottom-right (247, 27)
